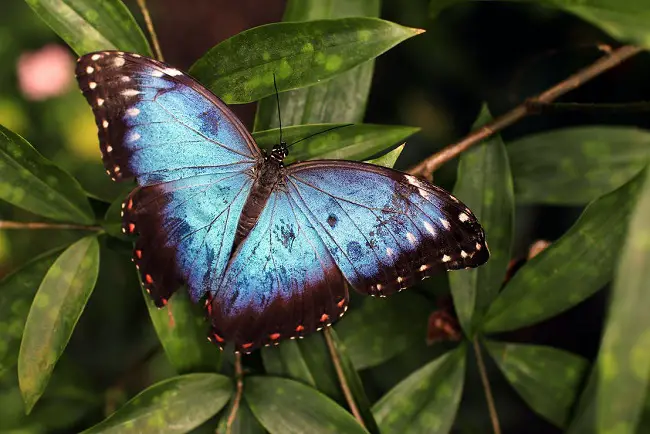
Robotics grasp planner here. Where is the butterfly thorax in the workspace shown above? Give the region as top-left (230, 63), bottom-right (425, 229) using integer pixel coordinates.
top-left (232, 144), bottom-right (288, 249)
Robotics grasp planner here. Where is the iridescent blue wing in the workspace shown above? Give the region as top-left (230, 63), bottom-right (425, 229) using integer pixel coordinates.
top-left (75, 51), bottom-right (259, 304)
top-left (207, 189), bottom-right (348, 353)
top-left (286, 160), bottom-right (489, 297)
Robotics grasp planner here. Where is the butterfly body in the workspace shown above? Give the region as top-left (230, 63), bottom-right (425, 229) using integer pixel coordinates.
top-left (76, 51), bottom-right (489, 353)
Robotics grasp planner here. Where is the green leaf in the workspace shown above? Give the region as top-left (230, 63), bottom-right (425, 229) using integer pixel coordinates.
top-left (245, 376), bottom-right (368, 434)
top-left (430, 1), bottom-right (650, 50)
top-left (0, 125), bottom-right (94, 224)
top-left (190, 18), bottom-right (423, 104)
top-left (593, 167), bottom-right (650, 432)
top-left (254, 0), bottom-right (381, 130)
top-left (0, 249), bottom-right (63, 380)
top-left (252, 124), bottom-right (418, 165)
top-left (102, 184), bottom-right (133, 239)
top-left (365, 144), bottom-right (405, 168)
top-left (336, 292), bottom-right (434, 370)
top-left (216, 400), bottom-right (265, 434)
top-left (23, 0), bottom-right (152, 55)
top-left (326, 329), bottom-right (380, 434)
top-left (450, 105), bottom-right (514, 335)
top-left (483, 169), bottom-right (647, 333)
top-left (262, 334), bottom-right (343, 402)
top-left (484, 341), bottom-right (589, 428)
top-left (373, 345), bottom-right (466, 433)
top-left (508, 127), bottom-right (650, 205)
top-left (141, 280), bottom-right (221, 374)
top-left (82, 373), bottom-right (232, 433)
top-left (18, 236), bottom-right (100, 413)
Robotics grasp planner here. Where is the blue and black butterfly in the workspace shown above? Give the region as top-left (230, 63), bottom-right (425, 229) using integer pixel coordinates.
top-left (75, 51), bottom-right (489, 353)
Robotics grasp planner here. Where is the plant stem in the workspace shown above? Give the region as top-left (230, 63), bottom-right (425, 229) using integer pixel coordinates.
top-left (408, 44), bottom-right (644, 179)
top-left (323, 328), bottom-right (366, 428)
top-left (0, 221), bottom-right (102, 231)
top-left (136, 0), bottom-right (164, 61)
top-left (473, 337), bottom-right (501, 434)
top-left (225, 352), bottom-right (244, 434)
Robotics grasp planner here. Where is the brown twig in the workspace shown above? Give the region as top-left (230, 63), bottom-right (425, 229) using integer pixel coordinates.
top-left (225, 352), bottom-right (244, 434)
top-left (323, 328), bottom-right (366, 428)
top-left (408, 45), bottom-right (644, 179)
top-left (136, 0), bottom-right (164, 61)
top-left (0, 221), bottom-right (102, 231)
top-left (473, 337), bottom-right (501, 434)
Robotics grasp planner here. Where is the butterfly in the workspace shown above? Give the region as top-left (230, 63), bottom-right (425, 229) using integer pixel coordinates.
top-left (75, 51), bottom-right (489, 353)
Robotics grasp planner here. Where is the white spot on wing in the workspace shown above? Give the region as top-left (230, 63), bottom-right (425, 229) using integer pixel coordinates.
top-left (114, 57), bottom-right (126, 67)
top-left (128, 132), bottom-right (141, 142)
top-left (121, 76), bottom-right (131, 82)
top-left (102, 120), bottom-right (109, 128)
top-left (419, 264), bottom-right (428, 272)
top-left (163, 67), bottom-right (182, 76)
top-left (97, 98), bottom-right (104, 106)
top-left (440, 218), bottom-right (450, 230)
top-left (461, 250), bottom-right (468, 258)
top-left (459, 212), bottom-right (469, 222)
top-left (386, 247), bottom-right (394, 256)
top-left (89, 82), bottom-right (97, 89)
top-left (121, 89), bottom-right (140, 97)
top-left (476, 243), bottom-right (482, 251)
top-left (406, 232), bottom-right (417, 245)
top-left (126, 108), bottom-right (140, 117)
top-left (151, 69), bottom-right (164, 77)
top-left (86, 66), bottom-right (94, 74)
top-left (91, 54), bottom-right (101, 61)
top-left (423, 221), bottom-right (436, 236)
top-left (442, 254), bottom-right (451, 262)
top-left (106, 145), bottom-right (113, 153)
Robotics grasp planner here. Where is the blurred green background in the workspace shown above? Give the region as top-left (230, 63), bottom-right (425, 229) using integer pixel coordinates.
top-left (2, 0), bottom-right (649, 432)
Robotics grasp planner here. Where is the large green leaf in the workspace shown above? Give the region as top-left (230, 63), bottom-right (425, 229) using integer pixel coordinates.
top-left (508, 127), bottom-right (650, 205)
top-left (262, 334), bottom-right (343, 402)
top-left (142, 283), bottom-right (221, 374)
top-left (0, 249), bottom-right (63, 379)
top-left (23, 0), bottom-right (152, 55)
top-left (485, 341), bottom-right (588, 428)
top-left (450, 106), bottom-right (514, 335)
top-left (245, 376), bottom-right (368, 434)
top-left (0, 125), bottom-right (94, 224)
top-left (430, 0), bottom-right (650, 50)
top-left (82, 374), bottom-right (232, 433)
top-left (254, 0), bottom-right (381, 130)
top-left (483, 170), bottom-right (647, 333)
top-left (18, 236), bottom-right (100, 413)
top-left (190, 18), bottom-right (422, 104)
top-left (252, 124), bottom-right (418, 164)
top-left (373, 345), bottom-right (466, 433)
top-left (326, 329), bottom-right (379, 434)
top-left (365, 144), bottom-right (405, 168)
top-left (336, 292), bottom-right (434, 370)
top-left (593, 167), bottom-right (650, 433)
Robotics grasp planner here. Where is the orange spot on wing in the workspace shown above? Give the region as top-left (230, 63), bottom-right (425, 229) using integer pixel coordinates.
top-left (320, 313), bottom-right (329, 322)
top-left (337, 299), bottom-right (345, 308)
top-left (269, 332), bottom-right (281, 340)
top-left (135, 249), bottom-right (142, 259)
top-left (241, 342), bottom-right (253, 349)
top-left (145, 274), bottom-right (153, 284)
top-left (127, 198), bottom-right (133, 210)
top-left (128, 223), bottom-right (135, 233)
top-left (295, 325), bottom-right (305, 332)
top-left (213, 333), bottom-right (225, 343)
top-left (161, 298), bottom-right (168, 306)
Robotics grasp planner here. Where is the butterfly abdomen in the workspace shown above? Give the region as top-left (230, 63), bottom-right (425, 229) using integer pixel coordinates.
top-left (233, 158), bottom-right (286, 248)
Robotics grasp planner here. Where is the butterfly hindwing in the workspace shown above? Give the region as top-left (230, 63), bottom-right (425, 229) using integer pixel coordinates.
top-left (75, 51), bottom-right (259, 185)
top-left (287, 160), bottom-right (489, 297)
top-left (208, 189), bottom-right (348, 352)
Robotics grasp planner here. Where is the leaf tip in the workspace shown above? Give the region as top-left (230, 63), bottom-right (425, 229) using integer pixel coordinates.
top-left (412, 27), bottom-right (426, 35)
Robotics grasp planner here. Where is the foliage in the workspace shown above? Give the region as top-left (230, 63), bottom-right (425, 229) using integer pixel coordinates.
top-left (1, 0), bottom-right (650, 432)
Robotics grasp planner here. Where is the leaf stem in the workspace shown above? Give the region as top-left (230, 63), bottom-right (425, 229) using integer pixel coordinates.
top-left (473, 337), bottom-right (501, 434)
top-left (408, 45), bottom-right (644, 179)
top-left (136, 0), bottom-right (164, 61)
top-left (323, 328), bottom-right (366, 428)
top-left (0, 221), bottom-right (102, 231)
top-left (225, 352), bottom-right (244, 434)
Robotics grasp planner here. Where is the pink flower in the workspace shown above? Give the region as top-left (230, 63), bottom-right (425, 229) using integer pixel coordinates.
top-left (17, 44), bottom-right (74, 101)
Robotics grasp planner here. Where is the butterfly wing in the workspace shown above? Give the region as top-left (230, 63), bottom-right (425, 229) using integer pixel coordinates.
top-left (208, 188), bottom-right (348, 353)
top-left (286, 160), bottom-right (489, 297)
top-left (75, 51), bottom-right (260, 304)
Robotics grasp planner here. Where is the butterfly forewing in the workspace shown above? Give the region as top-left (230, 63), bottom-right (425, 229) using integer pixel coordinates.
top-left (287, 160), bottom-right (489, 297)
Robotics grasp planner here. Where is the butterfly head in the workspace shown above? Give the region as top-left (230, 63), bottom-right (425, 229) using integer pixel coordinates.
top-left (269, 142), bottom-right (288, 163)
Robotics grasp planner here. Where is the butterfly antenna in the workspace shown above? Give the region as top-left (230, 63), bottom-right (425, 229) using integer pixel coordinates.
top-left (273, 73), bottom-right (283, 144)
top-left (287, 124), bottom-right (354, 148)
